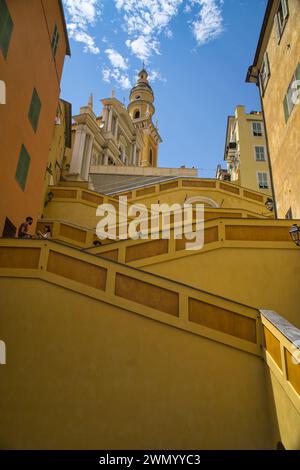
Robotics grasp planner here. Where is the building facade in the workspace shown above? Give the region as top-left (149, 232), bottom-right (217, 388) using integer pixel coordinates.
top-left (247, 0), bottom-right (300, 218)
top-left (0, 0), bottom-right (70, 236)
top-left (68, 69), bottom-right (162, 183)
top-left (42, 98), bottom-right (72, 209)
top-left (216, 106), bottom-right (272, 196)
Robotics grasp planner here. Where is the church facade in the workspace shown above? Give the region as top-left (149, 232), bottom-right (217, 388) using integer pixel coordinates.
top-left (68, 69), bottom-right (162, 184)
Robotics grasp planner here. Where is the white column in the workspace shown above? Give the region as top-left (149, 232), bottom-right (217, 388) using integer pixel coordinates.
top-left (81, 135), bottom-right (95, 180)
top-left (132, 143), bottom-right (137, 166)
top-left (114, 117), bottom-right (119, 140)
top-left (107, 107), bottom-right (113, 133)
top-left (103, 150), bottom-right (109, 165)
top-left (69, 125), bottom-right (87, 175)
top-left (102, 107), bottom-right (109, 131)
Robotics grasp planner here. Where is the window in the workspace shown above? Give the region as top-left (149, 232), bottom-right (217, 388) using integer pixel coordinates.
top-left (15, 145), bottom-right (31, 191)
top-left (255, 146), bottom-right (266, 161)
top-left (2, 217), bottom-right (16, 238)
top-left (51, 24), bottom-right (59, 56)
top-left (0, 0), bottom-right (14, 59)
top-left (285, 208), bottom-right (293, 220)
top-left (28, 88), bottom-right (41, 132)
top-left (259, 52), bottom-right (271, 95)
top-left (111, 115), bottom-right (117, 135)
top-left (257, 172), bottom-right (269, 189)
top-left (283, 63), bottom-right (300, 122)
top-left (149, 148), bottom-right (153, 165)
top-left (252, 122), bottom-right (263, 137)
top-left (274, 0), bottom-right (289, 43)
top-left (135, 95), bottom-right (141, 100)
top-left (134, 110), bottom-right (140, 119)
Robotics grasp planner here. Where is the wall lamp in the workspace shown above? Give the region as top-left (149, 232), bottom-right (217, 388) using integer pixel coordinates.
top-left (265, 198), bottom-right (274, 212)
top-left (44, 191), bottom-right (54, 208)
top-left (289, 224), bottom-right (300, 246)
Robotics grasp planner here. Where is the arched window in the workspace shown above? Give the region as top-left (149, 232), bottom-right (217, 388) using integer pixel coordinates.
top-left (149, 148), bottom-right (153, 165)
top-left (134, 110), bottom-right (140, 119)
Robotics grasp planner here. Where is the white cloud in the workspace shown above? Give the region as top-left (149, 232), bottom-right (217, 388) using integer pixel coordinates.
top-left (102, 67), bottom-right (132, 90)
top-left (125, 36), bottom-right (160, 61)
top-left (63, 0), bottom-right (102, 54)
top-left (115, 0), bottom-right (183, 62)
top-left (190, 0), bottom-right (224, 46)
top-left (148, 69), bottom-right (166, 83)
top-left (105, 48), bottom-right (129, 70)
top-left (102, 68), bottom-right (111, 83)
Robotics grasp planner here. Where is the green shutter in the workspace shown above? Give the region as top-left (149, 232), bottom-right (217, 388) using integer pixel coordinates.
top-left (0, 0), bottom-right (14, 59)
top-left (264, 52), bottom-right (270, 79)
top-left (283, 95), bottom-right (289, 122)
top-left (54, 31), bottom-right (59, 56)
top-left (51, 24), bottom-right (59, 56)
top-left (274, 14), bottom-right (280, 43)
top-left (28, 88), bottom-right (41, 132)
top-left (51, 25), bottom-right (57, 50)
top-left (296, 63), bottom-right (300, 80)
top-left (15, 145), bottom-right (31, 191)
top-left (282, 0), bottom-right (289, 20)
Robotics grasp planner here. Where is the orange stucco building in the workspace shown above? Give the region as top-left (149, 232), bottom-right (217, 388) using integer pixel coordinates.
top-left (0, 0), bottom-right (70, 236)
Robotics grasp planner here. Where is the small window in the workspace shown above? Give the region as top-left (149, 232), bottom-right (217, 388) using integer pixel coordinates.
top-left (15, 145), bottom-right (31, 191)
top-left (28, 88), bottom-right (41, 132)
top-left (111, 115), bottom-right (117, 135)
top-left (283, 63), bottom-right (300, 123)
top-left (134, 110), bottom-right (140, 119)
top-left (135, 95), bottom-right (141, 100)
top-left (252, 122), bottom-right (263, 137)
top-left (274, 0), bottom-right (289, 43)
top-left (259, 52), bottom-right (271, 95)
top-left (149, 148), bottom-right (153, 165)
top-left (51, 24), bottom-right (59, 56)
top-left (285, 208), bottom-right (293, 220)
top-left (255, 146), bottom-right (266, 162)
top-left (257, 172), bottom-right (269, 189)
top-left (2, 217), bottom-right (16, 238)
top-left (0, 0), bottom-right (14, 59)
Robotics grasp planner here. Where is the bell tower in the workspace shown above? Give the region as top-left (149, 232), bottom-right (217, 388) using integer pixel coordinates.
top-left (127, 69), bottom-right (161, 167)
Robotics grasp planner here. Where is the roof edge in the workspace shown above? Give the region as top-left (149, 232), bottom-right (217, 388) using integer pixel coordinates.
top-left (58, 0), bottom-right (71, 56)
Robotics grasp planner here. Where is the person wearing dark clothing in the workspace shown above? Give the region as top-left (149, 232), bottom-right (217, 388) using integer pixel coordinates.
top-left (18, 217), bottom-right (33, 238)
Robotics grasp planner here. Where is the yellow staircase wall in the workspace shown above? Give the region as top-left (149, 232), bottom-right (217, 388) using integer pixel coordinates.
top-left (1, 240), bottom-right (300, 449)
top-left (0, 276), bottom-right (274, 450)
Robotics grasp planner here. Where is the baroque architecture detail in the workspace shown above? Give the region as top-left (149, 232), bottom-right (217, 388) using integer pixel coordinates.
top-left (68, 69), bottom-right (162, 182)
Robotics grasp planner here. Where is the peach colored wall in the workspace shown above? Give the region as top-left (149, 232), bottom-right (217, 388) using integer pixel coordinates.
top-left (0, 0), bottom-right (68, 235)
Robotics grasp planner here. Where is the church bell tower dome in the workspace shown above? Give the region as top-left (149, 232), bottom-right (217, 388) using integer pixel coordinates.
top-left (127, 68), bottom-right (162, 168)
top-left (128, 69), bottom-right (155, 121)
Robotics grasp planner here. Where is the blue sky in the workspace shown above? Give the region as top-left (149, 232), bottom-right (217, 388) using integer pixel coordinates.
top-left (61, 0), bottom-right (267, 177)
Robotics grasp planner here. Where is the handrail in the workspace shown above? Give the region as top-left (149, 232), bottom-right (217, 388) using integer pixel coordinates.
top-left (260, 310), bottom-right (300, 412)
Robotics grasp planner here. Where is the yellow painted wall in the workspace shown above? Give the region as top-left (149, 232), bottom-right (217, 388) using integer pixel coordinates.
top-left (128, 186), bottom-right (271, 216)
top-left (41, 100), bottom-right (70, 213)
top-left (143, 247), bottom-right (300, 330)
top-left (262, 314), bottom-right (300, 450)
top-left (235, 106), bottom-right (271, 195)
top-left (43, 182), bottom-right (272, 231)
top-left (0, 277), bottom-right (276, 449)
top-left (260, 0), bottom-right (300, 218)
